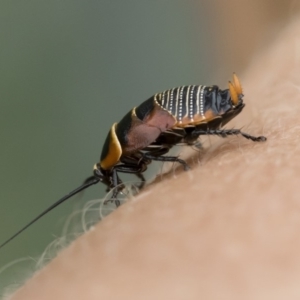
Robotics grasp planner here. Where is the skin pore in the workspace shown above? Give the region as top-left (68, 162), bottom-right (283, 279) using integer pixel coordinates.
top-left (7, 18), bottom-right (300, 300)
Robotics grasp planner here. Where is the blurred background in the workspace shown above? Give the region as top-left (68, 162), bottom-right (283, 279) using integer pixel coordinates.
top-left (0, 0), bottom-right (296, 294)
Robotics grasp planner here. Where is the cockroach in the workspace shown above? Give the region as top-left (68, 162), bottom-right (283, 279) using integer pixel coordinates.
top-left (0, 73), bottom-right (266, 249)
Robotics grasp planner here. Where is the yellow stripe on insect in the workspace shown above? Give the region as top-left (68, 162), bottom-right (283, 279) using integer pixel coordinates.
top-left (232, 73), bottom-right (243, 95)
top-left (228, 81), bottom-right (239, 105)
top-left (100, 123), bottom-right (122, 170)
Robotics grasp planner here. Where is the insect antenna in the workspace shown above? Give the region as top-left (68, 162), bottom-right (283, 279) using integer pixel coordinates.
top-left (0, 177), bottom-right (100, 250)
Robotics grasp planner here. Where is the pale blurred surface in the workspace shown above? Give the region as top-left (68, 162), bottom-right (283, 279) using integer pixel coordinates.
top-left (0, 0), bottom-right (296, 296)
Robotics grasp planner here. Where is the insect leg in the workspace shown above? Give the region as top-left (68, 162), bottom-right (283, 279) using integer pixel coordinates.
top-left (106, 162), bottom-right (149, 207)
top-left (134, 172), bottom-right (146, 190)
top-left (143, 146), bottom-right (190, 170)
top-left (192, 129), bottom-right (267, 142)
top-left (110, 168), bottom-right (122, 207)
top-left (120, 155), bottom-right (148, 189)
top-left (154, 128), bottom-right (186, 145)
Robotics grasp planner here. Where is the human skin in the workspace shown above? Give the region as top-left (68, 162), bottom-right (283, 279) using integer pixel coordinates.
top-left (8, 19), bottom-right (300, 300)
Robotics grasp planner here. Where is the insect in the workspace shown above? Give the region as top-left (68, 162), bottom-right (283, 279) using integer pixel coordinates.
top-left (0, 73), bottom-right (266, 249)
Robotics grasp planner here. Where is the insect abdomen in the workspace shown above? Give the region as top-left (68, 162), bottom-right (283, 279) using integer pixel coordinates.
top-left (155, 85), bottom-right (209, 126)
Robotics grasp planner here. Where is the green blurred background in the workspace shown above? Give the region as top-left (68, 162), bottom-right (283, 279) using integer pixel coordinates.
top-left (0, 0), bottom-right (292, 294)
